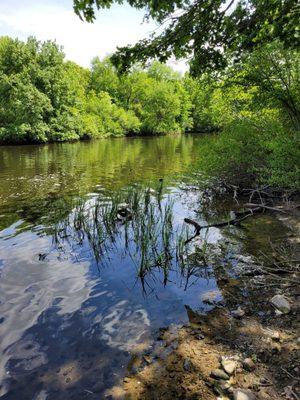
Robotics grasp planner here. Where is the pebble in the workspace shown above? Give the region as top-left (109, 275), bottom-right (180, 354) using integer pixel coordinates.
top-left (220, 381), bottom-right (231, 392)
top-left (231, 307), bottom-right (245, 318)
top-left (196, 333), bottom-right (205, 340)
top-left (183, 358), bottom-right (192, 371)
top-left (270, 342), bottom-right (281, 353)
top-left (221, 358), bottom-right (237, 375)
top-left (233, 389), bottom-right (256, 400)
top-left (211, 369), bottom-right (230, 380)
top-left (270, 295), bottom-right (291, 314)
top-left (143, 355), bottom-right (152, 365)
top-left (243, 358), bottom-right (255, 372)
top-left (270, 331), bottom-right (280, 341)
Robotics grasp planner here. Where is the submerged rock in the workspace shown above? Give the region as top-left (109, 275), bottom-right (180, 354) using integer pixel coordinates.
top-left (270, 295), bottom-right (291, 314)
top-left (233, 389), bottom-right (256, 400)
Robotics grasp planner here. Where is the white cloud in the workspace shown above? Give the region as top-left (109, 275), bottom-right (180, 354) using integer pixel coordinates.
top-left (0, 0), bottom-right (188, 72)
top-left (0, 2), bottom-right (151, 67)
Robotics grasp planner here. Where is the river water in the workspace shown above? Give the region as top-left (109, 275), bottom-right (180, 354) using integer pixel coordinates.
top-left (0, 135), bottom-right (291, 399)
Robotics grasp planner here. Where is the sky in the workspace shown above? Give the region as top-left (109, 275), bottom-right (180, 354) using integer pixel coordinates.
top-left (0, 0), bottom-right (187, 72)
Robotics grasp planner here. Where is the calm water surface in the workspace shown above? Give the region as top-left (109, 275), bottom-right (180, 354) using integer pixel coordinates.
top-left (0, 135), bottom-right (288, 399)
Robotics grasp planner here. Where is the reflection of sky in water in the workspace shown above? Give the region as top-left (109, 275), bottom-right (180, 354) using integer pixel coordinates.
top-left (0, 199), bottom-right (221, 398)
top-left (0, 233), bottom-right (91, 392)
top-left (0, 136), bottom-right (227, 399)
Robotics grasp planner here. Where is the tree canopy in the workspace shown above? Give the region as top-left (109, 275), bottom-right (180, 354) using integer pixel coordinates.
top-left (73, 0), bottom-right (300, 74)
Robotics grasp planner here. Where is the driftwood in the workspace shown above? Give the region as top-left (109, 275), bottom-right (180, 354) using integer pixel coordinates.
top-left (244, 203), bottom-right (287, 213)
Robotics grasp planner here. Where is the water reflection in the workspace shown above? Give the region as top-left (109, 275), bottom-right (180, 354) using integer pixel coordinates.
top-left (0, 177), bottom-right (223, 398)
top-left (0, 135), bottom-right (197, 210)
top-left (0, 135), bottom-right (288, 399)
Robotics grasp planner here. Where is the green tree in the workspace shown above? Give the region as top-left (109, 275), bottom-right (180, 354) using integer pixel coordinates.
top-left (90, 57), bottom-right (120, 100)
top-left (0, 73), bottom-right (52, 143)
top-left (238, 42), bottom-right (300, 130)
top-left (184, 74), bottom-right (216, 131)
top-left (0, 36), bottom-right (81, 143)
top-left (117, 66), bottom-right (191, 134)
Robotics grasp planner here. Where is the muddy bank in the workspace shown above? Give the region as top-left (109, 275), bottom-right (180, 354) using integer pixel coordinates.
top-left (117, 209), bottom-right (300, 400)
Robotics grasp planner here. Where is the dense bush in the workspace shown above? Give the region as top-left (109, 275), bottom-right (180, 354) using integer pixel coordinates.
top-left (198, 115), bottom-right (300, 189)
top-left (186, 42), bottom-right (300, 189)
top-left (90, 59), bottom-right (192, 134)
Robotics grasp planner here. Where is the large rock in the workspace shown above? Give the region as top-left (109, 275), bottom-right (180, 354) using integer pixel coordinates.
top-left (233, 389), bottom-right (256, 400)
top-left (221, 358), bottom-right (237, 375)
top-left (270, 295), bottom-right (291, 314)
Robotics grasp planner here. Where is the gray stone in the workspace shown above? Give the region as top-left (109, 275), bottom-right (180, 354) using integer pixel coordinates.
top-left (196, 333), bottom-right (204, 340)
top-left (232, 307), bottom-right (245, 318)
top-left (211, 369), bottom-right (230, 380)
top-left (221, 358), bottom-right (237, 375)
top-left (183, 358), bottom-right (192, 371)
top-left (270, 295), bottom-right (291, 314)
top-left (233, 389), bottom-right (256, 400)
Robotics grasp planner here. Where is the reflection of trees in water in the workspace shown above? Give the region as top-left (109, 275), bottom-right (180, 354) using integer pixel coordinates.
top-left (0, 135), bottom-right (198, 209)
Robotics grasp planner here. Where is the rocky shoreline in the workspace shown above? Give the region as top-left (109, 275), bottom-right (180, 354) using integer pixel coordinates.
top-left (114, 209), bottom-right (300, 400)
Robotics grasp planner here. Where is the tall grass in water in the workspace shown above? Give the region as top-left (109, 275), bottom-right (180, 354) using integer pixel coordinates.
top-left (51, 182), bottom-right (210, 286)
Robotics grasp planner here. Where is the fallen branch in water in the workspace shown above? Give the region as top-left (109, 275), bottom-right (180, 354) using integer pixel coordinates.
top-left (183, 199), bottom-right (298, 244)
top-left (184, 218), bottom-right (201, 234)
top-left (183, 207), bottom-right (263, 244)
top-left (244, 203), bottom-right (287, 213)
top-left (184, 207), bottom-right (262, 233)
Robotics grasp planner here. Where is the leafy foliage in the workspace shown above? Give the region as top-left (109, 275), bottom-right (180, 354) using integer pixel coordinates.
top-left (83, 57), bottom-right (192, 135)
top-left (0, 36), bottom-right (191, 143)
top-left (0, 34), bottom-right (299, 190)
top-left (73, 0), bottom-right (300, 74)
top-left (197, 116), bottom-right (300, 189)
top-left (185, 41), bottom-right (300, 189)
